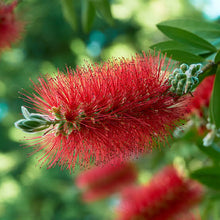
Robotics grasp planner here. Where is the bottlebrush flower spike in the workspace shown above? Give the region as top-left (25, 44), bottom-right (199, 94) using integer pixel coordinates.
top-left (116, 166), bottom-right (204, 220)
top-left (16, 52), bottom-right (189, 171)
top-left (75, 160), bottom-right (137, 202)
top-left (0, 0), bottom-right (24, 51)
top-left (188, 75), bottom-right (215, 117)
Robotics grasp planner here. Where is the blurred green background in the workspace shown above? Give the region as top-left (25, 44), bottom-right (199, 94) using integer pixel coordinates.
top-left (0, 0), bottom-right (220, 219)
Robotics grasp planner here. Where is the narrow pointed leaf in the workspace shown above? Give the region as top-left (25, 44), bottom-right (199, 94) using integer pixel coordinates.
top-left (61, 0), bottom-right (77, 31)
top-left (151, 40), bottom-right (209, 55)
top-left (197, 143), bottom-right (220, 161)
top-left (209, 65), bottom-right (220, 128)
top-left (81, 0), bottom-right (96, 33)
top-left (158, 19), bottom-right (220, 41)
top-left (92, 0), bottom-right (114, 25)
top-left (215, 50), bottom-right (220, 63)
top-left (157, 25), bottom-right (217, 52)
top-left (159, 49), bottom-right (204, 64)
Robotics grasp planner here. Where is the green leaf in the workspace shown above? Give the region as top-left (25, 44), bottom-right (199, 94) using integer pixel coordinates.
top-left (81, 0), bottom-right (96, 33)
top-left (196, 30), bottom-right (220, 41)
top-left (197, 143), bottom-right (220, 162)
top-left (158, 19), bottom-right (220, 32)
top-left (215, 50), bottom-right (220, 63)
top-left (151, 40), bottom-right (209, 55)
top-left (92, 0), bottom-right (114, 25)
top-left (61, 0), bottom-right (77, 31)
top-left (157, 25), bottom-right (217, 52)
top-left (159, 49), bottom-right (204, 64)
top-left (209, 65), bottom-right (220, 128)
top-left (190, 166), bottom-right (220, 190)
top-left (158, 19), bottom-right (220, 41)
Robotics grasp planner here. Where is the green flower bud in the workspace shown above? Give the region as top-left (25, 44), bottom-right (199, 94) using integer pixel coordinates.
top-left (180, 63), bottom-right (189, 73)
top-left (175, 73), bottom-right (187, 80)
top-left (23, 119), bottom-right (45, 128)
top-left (184, 79), bottom-right (193, 93)
top-left (168, 75), bottom-right (175, 83)
top-left (15, 119), bottom-right (32, 130)
top-left (14, 119), bottom-right (50, 133)
top-left (29, 113), bottom-right (51, 122)
top-left (178, 78), bottom-right (186, 88)
top-left (21, 106), bottom-right (30, 119)
top-left (170, 86), bottom-right (176, 93)
top-left (15, 106), bottom-right (53, 133)
top-left (191, 76), bottom-right (199, 84)
top-left (171, 79), bottom-right (178, 87)
top-left (190, 63), bottom-right (202, 76)
top-left (176, 87), bottom-right (183, 96)
top-left (172, 68), bottom-right (181, 76)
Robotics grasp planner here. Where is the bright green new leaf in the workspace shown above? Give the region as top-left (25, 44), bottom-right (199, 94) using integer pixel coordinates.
top-left (61, 0), bottom-right (77, 31)
top-left (81, 0), bottom-right (96, 33)
top-left (209, 65), bottom-right (220, 128)
top-left (190, 166), bottom-right (220, 190)
top-left (157, 25), bottom-right (217, 52)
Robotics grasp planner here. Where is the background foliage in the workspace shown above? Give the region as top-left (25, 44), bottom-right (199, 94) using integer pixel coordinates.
top-left (0, 0), bottom-right (220, 219)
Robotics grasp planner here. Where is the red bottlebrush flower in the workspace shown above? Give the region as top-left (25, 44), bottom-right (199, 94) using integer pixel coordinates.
top-left (19, 52), bottom-right (188, 170)
top-left (189, 75), bottom-right (215, 117)
top-left (0, 0), bottom-right (24, 51)
top-left (116, 166), bottom-right (204, 220)
top-left (75, 160), bottom-right (137, 202)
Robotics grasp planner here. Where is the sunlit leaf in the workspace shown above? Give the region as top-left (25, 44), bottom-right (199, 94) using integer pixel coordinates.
top-left (157, 25), bottom-right (217, 52)
top-left (190, 166), bottom-right (220, 190)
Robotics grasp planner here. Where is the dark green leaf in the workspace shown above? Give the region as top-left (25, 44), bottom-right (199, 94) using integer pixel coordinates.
top-left (159, 49), bottom-right (204, 64)
top-left (81, 0), bottom-right (96, 33)
top-left (197, 143), bottom-right (220, 161)
top-left (92, 0), bottom-right (114, 25)
top-left (157, 25), bottom-right (217, 52)
top-left (158, 19), bottom-right (220, 41)
top-left (213, 39), bottom-right (220, 49)
top-left (215, 51), bottom-right (220, 63)
top-left (209, 65), bottom-right (220, 128)
top-left (151, 40), bottom-right (209, 55)
top-left (195, 30), bottom-right (220, 41)
top-left (158, 19), bottom-right (220, 32)
top-left (61, 0), bottom-right (77, 31)
top-left (190, 166), bottom-right (220, 190)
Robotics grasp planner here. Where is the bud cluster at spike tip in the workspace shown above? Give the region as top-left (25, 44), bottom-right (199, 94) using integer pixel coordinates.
top-left (168, 63), bottom-right (202, 96)
top-left (75, 160), bottom-right (137, 202)
top-left (0, 0), bottom-right (24, 51)
top-left (17, 52), bottom-right (190, 171)
top-left (116, 166), bottom-right (204, 220)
